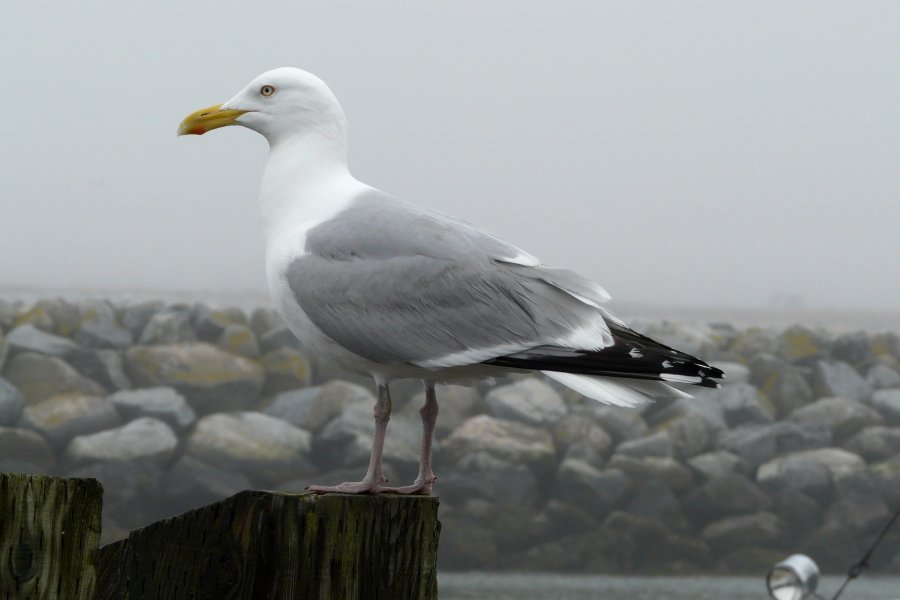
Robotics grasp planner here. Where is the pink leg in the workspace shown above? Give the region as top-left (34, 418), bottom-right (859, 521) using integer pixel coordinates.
top-left (384, 382), bottom-right (438, 495)
top-left (308, 381), bottom-right (392, 494)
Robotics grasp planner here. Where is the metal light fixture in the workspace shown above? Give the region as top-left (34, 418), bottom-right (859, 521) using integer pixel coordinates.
top-left (767, 554), bottom-right (821, 600)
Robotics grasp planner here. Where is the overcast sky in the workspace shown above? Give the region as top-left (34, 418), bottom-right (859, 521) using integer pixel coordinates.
top-left (1, 2), bottom-right (897, 311)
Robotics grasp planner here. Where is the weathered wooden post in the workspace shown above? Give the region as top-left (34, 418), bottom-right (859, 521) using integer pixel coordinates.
top-left (95, 490), bottom-right (440, 600)
top-left (0, 473), bottom-right (103, 600)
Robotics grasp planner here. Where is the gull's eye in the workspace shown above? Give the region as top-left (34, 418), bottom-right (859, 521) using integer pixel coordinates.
top-left (260, 85), bottom-right (276, 97)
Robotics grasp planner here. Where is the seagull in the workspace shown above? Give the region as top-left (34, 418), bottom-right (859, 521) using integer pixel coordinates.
top-left (179, 67), bottom-right (724, 495)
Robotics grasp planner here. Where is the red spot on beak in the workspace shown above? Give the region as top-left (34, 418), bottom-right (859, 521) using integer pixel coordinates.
top-left (192, 127), bottom-right (206, 135)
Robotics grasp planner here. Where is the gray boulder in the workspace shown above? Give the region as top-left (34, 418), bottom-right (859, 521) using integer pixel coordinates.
top-left (626, 478), bottom-right (688, 530)
top-left (138, 310), bottom-right (196, 345)
top-left (64, 417), bottom-right (177, 466)
top-left (264, 380), bottom-right (374, 432)
top-left (553, 414), bottom-right (613, 465)
top-left (65, 348), bottom-right (130, 391)
top-left (249, 307), bottom-right (283, 338)
top-left (843, 426), bottom-right (900, 462)
top-left (577, 404), bottom-right (649, 442)
top-left (814, 360), bottom-right (873, 401)
top-left (616, 430), bottom-right (672, 459)
top-left (75, 319), bottom-right (133, 350)
top-left (216, 324), bottom-right (260, 358)
top-left (186, 412), bottom-right (314, 484)
top-left (4, 352), bottom-right (105, 404)
top-left (645, 391), bottom-right (727, 431)
top-left (0, 377), bottom-right (24, 426)
top-left (666, 413), bottom-right (717, 459)
top-left (712, 361), bottom-right (750, 384)
top-left (717, 421), bottom-right (831, 467)
top-left (771, 489), bottom-right (823, 538)
top-left (193, 307), bottom-right (247, 342)
top-left (607, 455), bottom-right (693, 493)
top-left (162, 455), bottom-right (253, 509)
top-left (110, 387), bottom-right (196, 431)
top-left (789, 396), bottom-right (883, 440)
top-left (826, 495), bottom-right (891, 536)
top-left (830, 331), bottom-right (873, 367)
top-left (765, 368), bottom-right (816, 417)
top-left (441, 452), bottom-right (539, 507)
top-left (0, 328), bottom-right (6, 371)
top-left (260, 348), bottom-right (311, 395)
top-left (687, 450), bottom-right (750, 482)
top-left (778, 325), bottom-right (826, 362)
top-left (721, 383), bottom-right (773, 427)
top-left (485, 377), bottom-right (567, 427)
top-left (34, 298), bottom-right (81, 337)
top-left (5, 324), bottom-right (79, 357)
top-left (701, 511), bottom-right (784, 554)
top-left (683, 474), bottom-right (772, 525)
top-left (556, 459), bottom-right (630, 514)
top-left (0, 426), bottom-right (56, 471)
top-left (121, 301), bottom-right (164, 338)
top-left (20, 393), bottom-right (120, 448)
top-left (314, 401), bottom-right (421, 470)
top-left (757, 448), bottom-right (865, 498)
top-left (443, 415), bottom-right (556, 474)
top-left (125, 343), bottom-right (264, 414)
top-left (258, 325), bottom-right (302, 354)
top-left (867, 364), bottom-right (900, 390)
top-left (871, 389), bottom-right (900, 425)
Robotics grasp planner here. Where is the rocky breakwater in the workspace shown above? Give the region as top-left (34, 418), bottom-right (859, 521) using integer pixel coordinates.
top-left (1, 297), bottom-right (899, 574)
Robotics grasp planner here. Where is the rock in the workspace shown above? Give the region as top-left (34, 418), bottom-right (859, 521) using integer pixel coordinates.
top-left (765, 368), bottom-right (816, 417)
top-left (645, 391), bottom-right (727, 431)
top-left (0, 329), bottom-right (6, 371)
top-left (4, 352), bottom-right (105, 404)
top-left (632, 320), bottom-right (715, 357)
top-left (401, 384), bottom-right (480, 437)
top-left (74, 319), bottom-right (133, 350)
top-left (541, 499), bottom-right (601, 539)
top-left (721, 383), bottom-right (773, 427)
top-left (14, 304), bottom-right (54, 331)
top-left (443, 415), bottom-right (556, 474)
top-left (138, 310), bottom-right (196, 345)
top-left (687, 451), bottom-right (750, 481)
top-left (438, 515), bottom-right (499, 570)
top-left (260, 348), bottom-right (311, 395)
top-left (616, 431), bottom-right (672, 459)
top-left (269, 380), bottom-right (374, 433)
top-left (124, 343), bottom-right (264, 413)
top-left (34, 298), bottom-right (81, 337)
top-left (258, 325), bottom-right (302, 354)
top-left (827, 495), bottom-right (891, 536)
top-left (0, 426), bottom-right (56, 471)
top-left (186, 412), bottom-right (314, 484)
top-left (121, 301), bottom-right (164, 338)
top-left (110, 387), bottom-right (196, 431)
top-left (193, 307), bottom-right (247, 341)
top-left (552, 414), bottom-right (613, 465)
top-left (0, 299), bottom-right (17, 329)
top-left (843, 426), bottom-right (900, 462)
top-left (485, 377), bottom-right (567, 427)
top-left (314, 401), bottom-right (421, 470)
top-left (683, 474), bottom-right (772, 526)
top-left (779, 325), bottom-right (825, 362)
top-left (441, 452), bottom-right (539, 507)
top-left (77, 299), bottom-right (117, 327)
top-left (20, 393), bottom-right (120, 448)
top-left (871, 389), bottom-right (900, 424)
top-left (789, 396), bottom-right (883, 440)
top-left (216, 324), bottom-right (260, 358)
top-left (607, 455), bottom-right (693, 493)
top-left (712, 361), bottom-right (750, 384)
top-left (64, 348), bottom-right (129, 391)
top-left (867, 364), bottom-right (900, 389)
top-left (813, 360), bottom-right (873, 401)
top-left (249, 307), bottom-right (283, 338)
top-left (717, 421), bottom-right (831, 467)
top-left (5, 323), bottom-right (79, 357)
top-left (830, 331), bottom-right (873, 367)
top-left (757, 448), bottom-right (865, 498)
top-left (161, 455), bottom-right (253, 510)
top-left (717, 547), bottom-right (787, 575)
top-left (68, 460), bottom-right (163, 527)
top-left (556, 459), bottom-right (630, 514)
top-left (626, 478), bottom-right (688, 530)
top-left (700, 512), bottom-right (784, 554)
top-left (730, 328), bottom-right (778, 360)
top-left (797, 522), bottom-right (861, 572)
top-left (64, 417), bottom-right (177, 466)
top-left (666, 413), bottom-right (717, 459)
top-left (0, 377), bottom-right (24, 426)
top-left (578, 404), bottom-right (649, 442)
top-left (771, 489), bottom-right (823, 539)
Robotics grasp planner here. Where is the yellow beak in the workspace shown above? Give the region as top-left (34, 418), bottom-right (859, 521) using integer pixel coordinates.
top-left (177, 104), bottom-right (248, 136)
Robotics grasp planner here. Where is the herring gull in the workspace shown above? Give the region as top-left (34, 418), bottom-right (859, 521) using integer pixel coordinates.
top-left (178, 67), bottom-right (724, 495)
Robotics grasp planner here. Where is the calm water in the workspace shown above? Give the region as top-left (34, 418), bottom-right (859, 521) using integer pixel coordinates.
top-left (438, 573), bottom-right (900, 600)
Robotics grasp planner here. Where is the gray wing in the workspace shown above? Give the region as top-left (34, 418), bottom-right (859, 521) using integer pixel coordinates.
top-left (286, 189), bottom-right (614, 368)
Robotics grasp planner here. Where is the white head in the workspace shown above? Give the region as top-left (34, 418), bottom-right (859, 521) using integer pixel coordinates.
top-left (178, 67), bottom-right (348, 149)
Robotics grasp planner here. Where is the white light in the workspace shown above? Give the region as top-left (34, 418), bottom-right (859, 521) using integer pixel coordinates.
top-left (767, 554), bottom-right (820, 600)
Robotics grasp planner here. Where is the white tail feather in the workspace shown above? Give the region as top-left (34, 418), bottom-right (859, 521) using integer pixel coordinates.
top-left (542, 371), bottom-right (691, 407)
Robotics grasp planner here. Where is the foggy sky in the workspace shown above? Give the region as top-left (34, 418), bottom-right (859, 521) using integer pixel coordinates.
top-left (1, 2), bottom-right (898, 311)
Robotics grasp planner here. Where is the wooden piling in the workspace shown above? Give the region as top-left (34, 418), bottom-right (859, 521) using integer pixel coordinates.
top-left (94, 490), bottom-right (440, 600)
top-left (0, 473), bottom-right (103, 600)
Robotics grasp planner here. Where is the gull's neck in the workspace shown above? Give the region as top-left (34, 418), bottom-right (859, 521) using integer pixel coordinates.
top-left (259, 128), bottom-right (366, 247)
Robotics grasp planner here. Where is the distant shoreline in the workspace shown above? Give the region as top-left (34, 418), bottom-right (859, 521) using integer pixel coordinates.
top-left (1, 286), bottom-right (898, 333)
